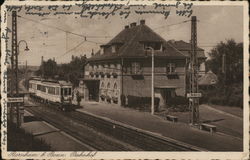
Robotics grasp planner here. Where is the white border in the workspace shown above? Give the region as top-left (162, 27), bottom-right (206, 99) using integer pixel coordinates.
top-left (1, 0), bottom-right (249, 159)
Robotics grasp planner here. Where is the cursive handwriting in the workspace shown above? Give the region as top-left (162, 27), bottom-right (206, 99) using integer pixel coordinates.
top-left (5, 1), bottom-right (193, 19)
top-left (1, 27), bottom-right (11, 66)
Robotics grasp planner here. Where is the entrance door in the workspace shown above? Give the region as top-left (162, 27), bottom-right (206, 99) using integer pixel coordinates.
top-left (88, 81), bottom-right (99, 101)
top-left (164, 89), bottom-right (172, 104)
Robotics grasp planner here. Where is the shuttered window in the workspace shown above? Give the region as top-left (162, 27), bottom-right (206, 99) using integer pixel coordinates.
top-left (131, 62), bottom-right (142, 75)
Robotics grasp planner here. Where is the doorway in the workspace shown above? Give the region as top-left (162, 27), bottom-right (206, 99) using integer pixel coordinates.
top-left (87, 81), bottom-right (100, 101)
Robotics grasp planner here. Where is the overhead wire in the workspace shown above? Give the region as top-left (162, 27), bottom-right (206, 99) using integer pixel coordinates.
top-left (153, 20), bottom-right (190, 30)
top-left (17, 14), bottom-right (113, 39)
top-left (56, 40), bottom-right (87, 59)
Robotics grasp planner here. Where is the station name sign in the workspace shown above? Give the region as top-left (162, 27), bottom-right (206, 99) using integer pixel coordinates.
top-left (7, 97), bottom-right (24, 103)
top-left (187, 93), bottom-right (202, 98)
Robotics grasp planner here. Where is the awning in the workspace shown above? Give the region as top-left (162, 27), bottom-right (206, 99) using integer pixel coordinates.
top-left (154, 85), bottom-right (179, 89)
top-left (81, 78), bottom-right (100, 82)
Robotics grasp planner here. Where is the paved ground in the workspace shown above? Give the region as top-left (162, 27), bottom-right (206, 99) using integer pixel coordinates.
top-left (21, 111), bottom-right (92, 151)
top-left (166, 104), bottom-right (243, 138)
top-left (75, 100), bottom-right (243, 151)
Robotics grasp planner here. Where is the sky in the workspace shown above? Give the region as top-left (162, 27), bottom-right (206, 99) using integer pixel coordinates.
top-left (6, 4), bottom-right (244, 66)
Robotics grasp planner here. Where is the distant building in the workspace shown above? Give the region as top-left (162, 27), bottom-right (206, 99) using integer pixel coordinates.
top-left (81, 20), bottom-right (206, 107)
top-left (198, 70), bottom-right (218, 89)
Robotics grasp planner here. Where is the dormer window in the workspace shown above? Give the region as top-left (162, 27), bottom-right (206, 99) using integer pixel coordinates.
top-left (100, 47), bottom-right (104, 55)
top-left (144, 42), bottom-right (162, 51)
top-left (111, 45), bottom-right (116, 53)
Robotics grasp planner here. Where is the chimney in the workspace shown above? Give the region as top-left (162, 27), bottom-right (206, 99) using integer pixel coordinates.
top-left (41, 56), bottom-right (44, 64)
top-left (140, 19), bottom-right (145, 25)
top-left (53, 57), bottom-right (55, 61)
top-left (125, 25), bottom-right (129, 29)
top-left (91, 49), bottom-right (94, 56)
top-left (130, 22), bottom-right (136, 28)
top-left (170, 39), bottom-right (175, 44)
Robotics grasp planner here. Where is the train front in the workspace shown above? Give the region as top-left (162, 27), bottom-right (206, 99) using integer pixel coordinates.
top-left (59, 81), bottom-right (73, 111)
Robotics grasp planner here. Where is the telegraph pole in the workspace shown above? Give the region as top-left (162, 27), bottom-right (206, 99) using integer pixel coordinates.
top-left (11, 11), bottom-right (20, 126)
top-left (188, 16), bottom-right (200, 125)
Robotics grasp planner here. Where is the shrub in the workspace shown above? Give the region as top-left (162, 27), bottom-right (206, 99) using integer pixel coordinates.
top-left (167, 96), bottom-right (188, 106)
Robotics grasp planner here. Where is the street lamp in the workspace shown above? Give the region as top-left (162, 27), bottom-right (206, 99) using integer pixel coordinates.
top-left (15, 40), bottom-right (29, 127)
top-left (16, 40), bottom-right (29, 94)
top-left (146, 46), bottom-right (155, 115)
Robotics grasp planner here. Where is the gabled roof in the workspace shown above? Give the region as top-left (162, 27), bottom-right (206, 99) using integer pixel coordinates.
top-left (167, 40), bottom-right (206, 58)
top-left (198, 70), bottom-right (218, 86)
top-left (88, 22), bottom-right (205, 62)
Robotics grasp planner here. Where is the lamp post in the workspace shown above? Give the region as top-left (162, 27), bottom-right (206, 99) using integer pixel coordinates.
top-left (146, 46), bottom-right (155, 115)
top-left (15, 40), bottom-right (29, 126)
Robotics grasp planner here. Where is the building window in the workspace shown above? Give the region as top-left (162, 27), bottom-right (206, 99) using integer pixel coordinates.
top-left (144, 42), bottom-right (162, 51)
top-left (166, 63), bottom-right (176, 74)
top-left (114, 83), bottom-right (117, 90)
top-left (166, 63), bottom-right (179, 79)
top-left (131, 62), bottom-right (142, 75)
top-left (101, 82), bottom-right (105, 88)
top-left (107, 82), bottom-right (110, 89)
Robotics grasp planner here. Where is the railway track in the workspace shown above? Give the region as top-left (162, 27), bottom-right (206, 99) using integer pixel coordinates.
top-left (26, 100), bottom-right (203, 151)
top-left (66, 111), bottom-right (202, 151)
top-left (26, 106), bottom-right (137, 151)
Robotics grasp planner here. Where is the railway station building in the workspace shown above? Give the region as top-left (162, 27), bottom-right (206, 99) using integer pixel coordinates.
top-left (81, 20), bottom-right (206, 108)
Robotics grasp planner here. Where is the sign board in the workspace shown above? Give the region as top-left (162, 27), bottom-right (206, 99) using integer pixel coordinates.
top-left (187, 93), bottom-right (202, 98)
top-left (7, 97), bottom-right (24, 103)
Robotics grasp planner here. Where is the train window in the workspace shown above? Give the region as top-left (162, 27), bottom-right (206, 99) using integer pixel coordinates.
top-left (68, 88), bottom-right (71, 95)
top-left (37, 85), bottom-right (41, 90)
top-left (32, 84), bottom-right (36, 89)
top-left (29, 83), bottom-right (32, 88)
top-left (48, 87), bottom-right (55, 95)
top-left (55, 88), bottom-right (59, 95)
top-left (41, 86), bottom-right (46, 92)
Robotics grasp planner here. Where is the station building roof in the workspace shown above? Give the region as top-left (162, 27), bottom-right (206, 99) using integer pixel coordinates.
top-left (88, 20), bottom-right (205, 62)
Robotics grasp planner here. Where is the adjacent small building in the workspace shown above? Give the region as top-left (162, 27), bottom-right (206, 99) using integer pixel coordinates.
top-left (81, 20), bottom-right (206, 108)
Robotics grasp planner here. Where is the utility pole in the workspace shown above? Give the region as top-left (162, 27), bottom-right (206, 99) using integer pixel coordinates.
top-left (41, 56), bottom-right (44, 78)
top-left (188, 16), bottom-right (200, 125)
top-left (25, 60), bottom-right (27, 89)
top-left (146, 46), bottom-right (155, 115)
top-left (11, 11), bottom-right (20, 126)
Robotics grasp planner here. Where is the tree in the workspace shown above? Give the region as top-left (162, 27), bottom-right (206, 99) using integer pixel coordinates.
top-left (35, 59), bottom-right (58, 79)
top-left (35, 55), bottom-right (87, 88)
top-left (57, 55), bottom-right (87, 87)
top-left (205, 39), bottom-right (243, 85)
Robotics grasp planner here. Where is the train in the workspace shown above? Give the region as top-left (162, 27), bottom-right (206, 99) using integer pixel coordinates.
top-left (28, 77), bottom-right (75, 111)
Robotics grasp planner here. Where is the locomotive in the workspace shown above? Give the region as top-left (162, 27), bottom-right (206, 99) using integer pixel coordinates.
top-left (29, 77), bottom-right (74, 111)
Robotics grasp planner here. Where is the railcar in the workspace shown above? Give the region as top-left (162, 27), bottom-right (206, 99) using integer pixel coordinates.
top-left (29, 77), bottom-right (74, 111)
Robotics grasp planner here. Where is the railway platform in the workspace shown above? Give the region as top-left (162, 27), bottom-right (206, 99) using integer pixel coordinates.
top-left (21, 111), bottom-right (94, 151)
top-left (76, 101), bottom-right (243, 151)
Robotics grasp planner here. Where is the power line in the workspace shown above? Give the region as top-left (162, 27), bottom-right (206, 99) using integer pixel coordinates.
top-left (17, 15), bottom-right (113, 39)
top-left (56, 40), bottom-right (87, 59)
top-left (153, 20), bottom-right (190, 30)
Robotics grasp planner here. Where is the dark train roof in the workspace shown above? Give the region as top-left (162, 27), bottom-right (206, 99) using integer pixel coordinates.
top-left (29, 77), bottom-right (72, 86)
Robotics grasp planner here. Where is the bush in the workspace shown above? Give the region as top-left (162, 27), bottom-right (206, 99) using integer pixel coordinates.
top-left (167, 96), bottom-right (188, 106)
top-left (166, 96), bottom-right (189, 112)
top-left (200, 83), bottom-right (243, 108)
